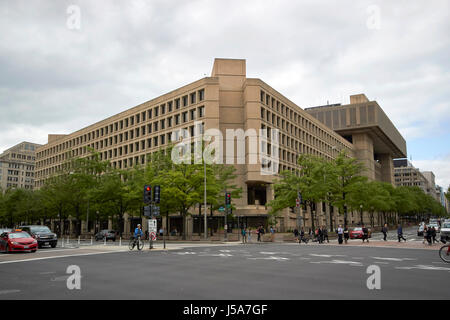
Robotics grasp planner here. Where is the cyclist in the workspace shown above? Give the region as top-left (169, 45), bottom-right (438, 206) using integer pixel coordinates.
top-left (134, 224), bottom-right (143, 241)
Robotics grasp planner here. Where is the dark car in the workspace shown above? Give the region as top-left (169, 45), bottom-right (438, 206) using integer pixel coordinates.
top-left (0, 230), bottom-right (38, 253)
top-left (95, 230), bottom-right (116, 241)
top-left (19, 225), bottom-right (58, 248)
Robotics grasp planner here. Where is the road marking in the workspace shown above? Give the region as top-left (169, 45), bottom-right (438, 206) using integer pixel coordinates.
top-left (395, 265), bottom-right (450, 272)
top-left (371, 257), bottom-right (417, 261)
top-left (0, 250), bottom-right (127, 264)
top-left (310, 259), bottom-right (363, 266)
top-left (199, 253), bottom-right (233, 257)
top-left (248, 256), bottom-right (290, 261)
top-left (309, 254), bottom-right (346, 258)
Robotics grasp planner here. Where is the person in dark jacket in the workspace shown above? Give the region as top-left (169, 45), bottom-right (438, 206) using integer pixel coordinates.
top-left (343, 227), bottom-right (349, 244)
top-left (317, 227), bottom-right (323, 244)
top-left (293, 228), bottom-right (299, 242)
top-left (382, 224), bottom-right (388, 241)
top-left (397, 224), bottom-right (406, 242)
top-left (431, 227), bottom-right (437, 244)
top-left (322, 226), bottom-right (329, 243)
top-left (362, 225), bottom-right (369, 243)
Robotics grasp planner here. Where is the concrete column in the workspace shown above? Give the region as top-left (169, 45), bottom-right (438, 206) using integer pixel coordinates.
top-left (352, 133), bottom-right (375, 180)
top-left (186, 216), bottom-right (193, 238)
top-left (81, 221), bottom-right (86, 236)
top-left (379, 153), bottom-right (394, 185)
top-left (108, 218), bottom-right (112, 230)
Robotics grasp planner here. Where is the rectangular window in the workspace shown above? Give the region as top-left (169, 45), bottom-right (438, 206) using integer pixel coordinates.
top-left (198, 106), bottom-right (205, 118)
top-left (190, 92), bottom-right (196, 104)
top-left (198, 89), bottom-right (205, 101)
top-left (182, 95), bottom-right (188, 107)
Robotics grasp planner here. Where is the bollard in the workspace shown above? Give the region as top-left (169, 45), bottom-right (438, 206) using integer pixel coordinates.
top-left (67, 237), bottom-right (69, 244)
top-left (62, 236), bottom-right (64, 248)
top-left (119, 237), bottom-right (122, 246)
top-left (104, 237), bottom-right (106, 246)
top-left (78, 236), bottom-right (80, 245)
top-left (91, 237), bottom-right (93, 246)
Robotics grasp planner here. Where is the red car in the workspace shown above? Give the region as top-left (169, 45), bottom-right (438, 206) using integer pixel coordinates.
top-left (0, 230), bottom-right (38, 253)
top-left (350, 227), bottom-right (371, 239)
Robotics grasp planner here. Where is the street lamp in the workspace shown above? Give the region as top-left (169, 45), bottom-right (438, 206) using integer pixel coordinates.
top-left (360, 204), bottom-right (363, 225)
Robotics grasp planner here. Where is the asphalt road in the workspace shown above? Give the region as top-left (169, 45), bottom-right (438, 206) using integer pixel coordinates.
top-left (1, 242), bottom-right (449, 300)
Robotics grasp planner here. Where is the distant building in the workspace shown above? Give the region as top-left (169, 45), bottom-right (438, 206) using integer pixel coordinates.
top-left (393, 159), bottom-right (427, 192)
top-left (422, 171), bottom-right (438, 201)
top-left (0, 141), bottom-right (41, 191)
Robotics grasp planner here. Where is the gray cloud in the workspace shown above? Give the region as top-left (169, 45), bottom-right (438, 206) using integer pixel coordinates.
top-left (1, 0), bottom-right (449, 187)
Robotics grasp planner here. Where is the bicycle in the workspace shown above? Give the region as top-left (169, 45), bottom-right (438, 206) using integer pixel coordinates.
top-left (439, 243), bottom-right (450, 263)
top-left (129, 236), bottom-right (144, 251)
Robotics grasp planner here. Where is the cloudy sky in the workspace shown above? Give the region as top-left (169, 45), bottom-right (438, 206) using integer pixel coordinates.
top-left (1, 0), bottom-right (449, 189)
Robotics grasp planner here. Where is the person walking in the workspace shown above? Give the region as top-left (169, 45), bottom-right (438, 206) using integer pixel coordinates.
top-left (382, 224), bottom-right (388, 241)
top-left (362, 225), bottom-right (369, 243)
top-left (270, 226), bottom-right (275, 242)
top-left (337, 225), bottom-right (343, 245)
top-left (293, 228), bottom-right (299, 243)
top-left (431, 226), bottom-right (437, 244)
top-left (247, 228), bottom-right (252, 243)
top-left (257, 226), bottom-right (261, 242)
top-left (299, 227), bottom-right (306, 244)
top-left (423, 226), bottom-right (428, 244)
top-left (317, 227), bottom-right (323, 244)
top-left (397, 224), bottom-right (406, 242)
top-left (241, 228), bottom-right (247, 244)
top-left (322, 226), bottom-right (329, 243)
top-left (343, 226), bottom-right (349, 244)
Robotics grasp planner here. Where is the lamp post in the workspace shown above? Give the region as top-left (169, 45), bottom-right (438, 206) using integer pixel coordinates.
top-left (360, 204), bottom-right (363, 225)
top-left (204, 156), bottom-right (207, 240)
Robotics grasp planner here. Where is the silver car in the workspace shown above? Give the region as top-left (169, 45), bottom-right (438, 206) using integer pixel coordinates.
top-left (440, 222), bottom-right (450, 241)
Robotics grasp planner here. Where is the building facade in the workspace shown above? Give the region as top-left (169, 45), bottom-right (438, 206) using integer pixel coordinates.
top-left (0, 141), bottom-right (40, 191)
top-left (35, 58), bottom-right (407, 237)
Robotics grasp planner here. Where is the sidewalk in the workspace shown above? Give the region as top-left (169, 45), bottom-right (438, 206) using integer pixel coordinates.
top-left (304, 239), bottom-right (443, 250)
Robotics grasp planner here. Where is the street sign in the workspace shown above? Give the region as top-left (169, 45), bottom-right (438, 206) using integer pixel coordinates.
top-left (148, 219), bottom-right (157, 233)
top-left (152, 205), bottom-right (160, 216)
top-left (143, 206), bottom-right (151, 217)
top-left (150, 231), bottom-right (157, 241)
top-left (296, 199), bottom-right (300, 208)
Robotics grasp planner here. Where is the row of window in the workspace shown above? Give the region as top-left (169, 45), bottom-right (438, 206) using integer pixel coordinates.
top-left (36, 106), bottom-right (205, 169)
top-left (37, 90), bottom-right (205, 159)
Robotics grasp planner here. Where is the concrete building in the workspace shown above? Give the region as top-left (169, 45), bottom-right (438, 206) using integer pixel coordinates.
top-left (0, 141), bottom-right (40, 191)
top-left (422, 171), bottom-right (438, 201)
top-left (305, 94), bottom-right (407, 185)
top-left (35, 58), bottom-right (407, 237)
top-left (393, 159), bottom-right (428, 193)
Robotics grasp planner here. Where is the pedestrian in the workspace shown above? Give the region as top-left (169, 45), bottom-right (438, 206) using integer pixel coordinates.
top-left (431, 226), bottom-right (437, 244)
top-left (397, 224), bottom-right (406, 242)
top-left (322, 226), bottom-right (329, 243)
top-left (248, 228), bottom-right (252, 242)
top-left (343, 226), bottom-right (349, 244)
top-left (382, 224), bottom-right (388, 241)
top-left (241, 228), bottom-right (247, 244)
top-left (260, 226), bottom-right (265, 241)
top-left (300, 227), bottom-right (306, 244)
top-left (337, 225), bottom-right (343, 244)
top-left (293, 228), bottom-right (299, 243)
top-left (270, 226), bottom-right (275, 242)
top-left (425, 226), bottom-right (432, 245)
top-left (362, 224), bottom-right (369, 243)
top-left (318, 226), bottom-right (323, 244)
top-left (257, 226), bottom-right (261, 242)
top-left (159, 228), bottom-right (163, 237)
top-left (423, 226), bottom-right (428, 244)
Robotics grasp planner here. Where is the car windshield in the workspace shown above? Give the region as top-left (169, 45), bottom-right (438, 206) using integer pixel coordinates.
top-left (30, 226), bottom-right (51, 233)
top-left (443, 223), bottom-right (450, 228)
top-left (353, 228), bottom-right (362, 231)
top-left (9, 232), bottom-right (31, 239)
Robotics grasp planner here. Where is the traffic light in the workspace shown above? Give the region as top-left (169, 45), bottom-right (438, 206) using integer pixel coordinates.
top-left (143, 185), bottom-right (152, 204)
top-left (154, 185), bottom-right (160, 204)
top-left (225, 192), bottom-right (231, 207)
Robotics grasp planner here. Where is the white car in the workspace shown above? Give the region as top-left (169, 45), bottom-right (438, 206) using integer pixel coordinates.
top-left (440, 222), bottom-right (450, 241)
top-left (428, 223), bottom-right (440, 233)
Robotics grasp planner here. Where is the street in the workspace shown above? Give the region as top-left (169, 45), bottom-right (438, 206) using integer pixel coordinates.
top-left (1, 237), bottom-right (449, 300)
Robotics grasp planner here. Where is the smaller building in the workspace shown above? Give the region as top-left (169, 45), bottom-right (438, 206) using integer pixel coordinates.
top-left (0, 141), bottom-right (41, 191)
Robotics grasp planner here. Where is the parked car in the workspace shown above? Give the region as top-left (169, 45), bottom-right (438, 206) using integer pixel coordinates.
top-left (0, 230), bottom-right (38, 253)
top-left (350, 227), bottom-right (364, 239)
top-left (95, 230), bottom-right (116, 241)
top-left (440, 222), bottom-right (450, 241)
top-left (19, 225), bottom-right (58, 248)
top-left (0, 228), bottom-right (12, 234)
